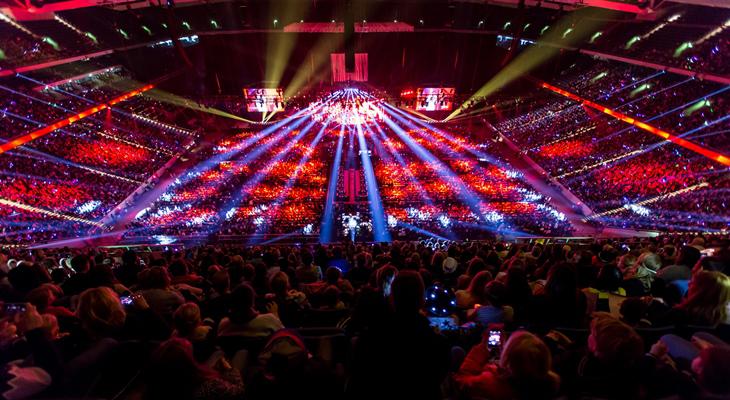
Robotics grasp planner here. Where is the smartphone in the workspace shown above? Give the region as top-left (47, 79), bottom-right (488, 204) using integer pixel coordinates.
top-left (3, 303), bottom-right (27, 316)
top-left (428, 317), bottom-right (458, 331)
top-left (120, 296), bottom-right (134, 306)
top-left (487, 329), bottom-right (503, 349)
top-left (701, 248), bottom-right (716, 257)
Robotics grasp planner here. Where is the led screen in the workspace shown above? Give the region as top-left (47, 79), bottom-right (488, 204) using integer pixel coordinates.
top-left (415, 88), bottom-right (455, 111)
top-left (244, 88), bottom-right (284, 112)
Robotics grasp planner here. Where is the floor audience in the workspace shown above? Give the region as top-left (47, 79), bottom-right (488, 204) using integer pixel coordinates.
top-left (1, 235), bottom-right (729, 399)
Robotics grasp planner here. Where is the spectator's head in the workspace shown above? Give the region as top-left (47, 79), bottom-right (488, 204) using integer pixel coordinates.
top-left (693, 254), bottom-right (730, 276)
top-left (229, 283), bottom-right (257, 323)
top-left (679, 270), bottom-right (730, 326)
top-left (619, 298), bottom-right (648, 326)
top-left (483, 280), bottom-right (507, 307)
top-left (690, 236), bottom-right (706, 250)
top-left (168, 259), bottom-right (189, 277)
top-left (269, 271), bottom-right (291, 296)
top-left (693, 346), bottom-right (730, 397)
top-left (677, 246), bottom-right (701, 268)
top-left (122, 250), bottom-right (138, 266)
top-left (322, 285), bottom-right (342, 309)
top-left (325, 266), bottom-right (342, 285)
top-left (242, 263), bottom-right (256, 282)
top-left (211, 269), bottom-right (230, 294)
top-left (505, 266), bottom-right (531, 304)
top-left (139, 266), bottom-right (171, 290)
top-left (597, 245), bottom-right (617, 265)
top-left (594, 264), bottom-right (622, 292)
top-left (173, 303), bottom-right (202, 338)
top-left (42, 314), bottom-right (60, 340)
top-left (50, 267), bottom-right (69, 285)
top-left (431, 251), bottom-right (446, 271)
top-left (25, 285), bottom-right (57, 312)
top-left (8, 264), bottom-right (41, 294)
top-left (637, 252), bottom-right (662, 272)
top-left (88, 264), bottom-right (117, 288)
top-left (390, 270), bottom-right (424, 316)
top-left (76, 287), bottom-right (126, 338)
top-left (466, 257), bottom-right (486, 276)
top-left (70, 254), bottom-right (90, 274)
top-left (355, 251), bottom-right (372, 269)
top-left (545, 263), bottom-right (578, 302)
top-left (145, 338), bottom-right (215, 400)
top-left (466, 270), bottom-right (493, 298)
top-left (499, 331), bottom-right (559, 396)
top-left (375, 264), bottom-right (397, 296)
top-left (301, 251), bottom-right (314, 267)
top-left (588, 316), bottom-right (643, 368)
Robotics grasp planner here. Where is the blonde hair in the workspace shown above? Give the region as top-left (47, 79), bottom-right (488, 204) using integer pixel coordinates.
top-left (590, 315), bottom-right (643, 366)
top-left (680, 271), bottom-right (730, 326)
top-left (500, 331), bottom-right (560, 392)
top-left (173, 303), bottom-right (202, 337)
top-left (76, 287), bottom-right (126, 337)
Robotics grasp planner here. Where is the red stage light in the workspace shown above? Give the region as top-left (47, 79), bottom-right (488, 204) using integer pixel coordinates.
top-left (541, 82), bottom-right (730, 167)
top-left (0, 84), bottom-right (155, 155)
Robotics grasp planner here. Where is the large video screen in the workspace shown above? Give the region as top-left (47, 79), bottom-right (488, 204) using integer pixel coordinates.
top-left (416, 88), bottom-right (456, 111)
top-left (243, 88), bottom-right (284, 112)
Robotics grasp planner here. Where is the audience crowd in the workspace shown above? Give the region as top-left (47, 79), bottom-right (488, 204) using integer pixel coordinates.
top-left (1, 234), bottom-right (730, 400)
top-left (0, 66), bottom-right (200, 245)
top-left (493, 58), bottom-right (729, 232)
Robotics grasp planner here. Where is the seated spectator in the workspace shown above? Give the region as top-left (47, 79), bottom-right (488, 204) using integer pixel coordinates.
top-left (74, 286), bottom-right (168, 342)
top-left (25, 284), bottom-right (74, 320)
top-left (619, 297), bottom-right (651, 327)
top-left (456, 330), bottom-right (559, 400)
top-left (349, 264), bottom-right (397, 333)
top-left (532, 263), bottom-right (587, 328)
top-left (143, 337), bottom-right (244, 400)
top-left (652, 270), bottom-right (730, 327)
top-left (574, 315), bottom-right (646, 398)
top-left (203, 269), bottom-right (231, 322)
top-left (692, 346), bottom-right (730, 398)
top-left (295, 251), bottom-right (322, 284)
top-left (218, 284), bottom-right (283, 338)
top-left (650, 333), bottom-right (730, 399)
top-left (61, 255), bottom-right (92, 296)
top-left (138, 266), bottom-right (185, 318)
top-left (319, 285), bottom-right (346, 310)
top-left (583, 264), bottom-right (627, 317)
top-left (455, 270), bottom-right (493, 309)
top-left (657, 245), bottom-right (702, 283)
top-left (173, 303), bottom-right (216, 363)
top-left (470, 280), bottom-right (513, 326)
top-left (246, 329), bottom-right (341, 399)
top-left (115, 250), bottom-right (143, 288)
top-left (168, 259), bottom-right (204, 286)
top-left (350, 270), bottom-right (449, 400)
top-left (323, 266), bottom-right (354, 300)
top-left (347, 251), bottom-right (373, 288)
top-left (624, 250), bottom-right (662, 295)
top-left (266, 271), bottom-right (308, 327)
